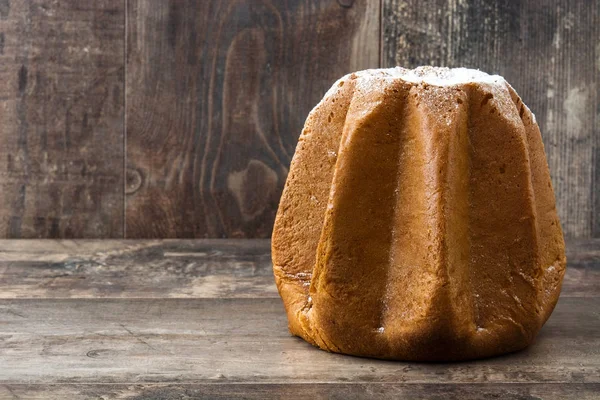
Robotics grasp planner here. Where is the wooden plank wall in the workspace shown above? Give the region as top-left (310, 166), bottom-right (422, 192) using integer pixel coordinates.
top-left (0, 0), bottom-right (598, 238)
top-left (125, 0), bottom-right (379, 238)
top-left (0, 0), bottom-right (124, 238)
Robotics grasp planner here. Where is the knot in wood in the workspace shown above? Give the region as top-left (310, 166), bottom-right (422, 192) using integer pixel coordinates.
top-left (126, 168), bottom-right (143, 195)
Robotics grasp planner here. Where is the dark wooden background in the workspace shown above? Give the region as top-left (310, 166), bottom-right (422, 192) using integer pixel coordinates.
top-left (0, 0), bottom-right (598, 239)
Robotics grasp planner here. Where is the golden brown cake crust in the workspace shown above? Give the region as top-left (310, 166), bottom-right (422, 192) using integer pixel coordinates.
top-left (272, 67), bottom-right (566, 361)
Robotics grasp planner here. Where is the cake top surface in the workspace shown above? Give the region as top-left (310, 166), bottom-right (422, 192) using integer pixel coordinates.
top-left (368, 66), bottom-right (505, 87)
top-left (320, 66), bottom-right (536, 124)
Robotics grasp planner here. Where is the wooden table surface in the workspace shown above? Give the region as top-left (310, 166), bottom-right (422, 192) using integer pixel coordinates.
top-left (0, 239), bottom-right (598, 399)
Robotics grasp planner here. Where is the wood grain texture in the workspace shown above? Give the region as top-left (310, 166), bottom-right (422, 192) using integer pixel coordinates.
top-left (0, 239), bottom-right (598, 398)
top-left (0, 0), bottom-right (125, 238)
top-left (2, 383), bottom-right (600, 400)
top-left (125, 0), bottom-right (380, 238)
top-left (0, 239), bottom-right (277, 299)
top-left (0, 239), bottom-right (597, 299)
top-left (0, 297), bottom-right (598, 385)
top-left (383, 0), bottom-right (600, 238)
top-left (1, 0), bottom-right (597, 240)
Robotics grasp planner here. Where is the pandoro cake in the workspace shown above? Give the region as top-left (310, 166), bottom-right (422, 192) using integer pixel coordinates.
top-left (272, 66), bottom-right (566, 361)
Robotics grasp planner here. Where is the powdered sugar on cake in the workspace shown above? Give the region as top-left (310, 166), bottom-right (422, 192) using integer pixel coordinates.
top-left (388, 66), bottom-right (504, 86)
top-left (323, 67), bottom-right (505, 100)
top-left (354, 66), bottom-right (505, 87)
top-left (319, 66), bottom-right (537, 126)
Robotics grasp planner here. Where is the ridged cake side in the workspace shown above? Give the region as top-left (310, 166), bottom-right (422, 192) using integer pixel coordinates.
top-left (272, 68), bottom-right (566, 361)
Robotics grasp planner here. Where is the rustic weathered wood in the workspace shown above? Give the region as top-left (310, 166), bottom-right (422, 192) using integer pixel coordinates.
top-left (125, 0), bottom-right (380, 238)
top-left (0, 297), bottom-right (598, 384)
top-left (0, 239), bottom-right (598, 398)
top-left (1, 239), bottom-right (597, 299)
top-left (0, 1), bottom-right (597, 240)
top-left (383, 0), bottom-right (600, 238)
top-left (2, 383), bottom-right (599, 400)
top-left (0, 0), bottom-right (125, 238)
top-left (0, 239), bottom-right (277, 298)
top-left (1, 0), bottom-right (597, 240)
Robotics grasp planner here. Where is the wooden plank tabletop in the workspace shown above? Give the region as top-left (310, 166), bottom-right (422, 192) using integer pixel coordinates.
top-left (0, 239), bottom-right (599, 399)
